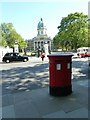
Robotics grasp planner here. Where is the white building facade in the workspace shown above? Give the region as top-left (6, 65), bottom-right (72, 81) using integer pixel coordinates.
top-left (33, 18), bottom-right (52, 52)
top-left (0, 46), bottom-right (13, 62)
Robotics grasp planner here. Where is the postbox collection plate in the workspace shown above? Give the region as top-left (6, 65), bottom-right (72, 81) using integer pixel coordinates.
top-left (56, 64), bottom-right (61, 70)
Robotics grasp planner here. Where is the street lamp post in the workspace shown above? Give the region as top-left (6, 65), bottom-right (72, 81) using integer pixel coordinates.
top-left (14, 40), bottom-right (19, 53)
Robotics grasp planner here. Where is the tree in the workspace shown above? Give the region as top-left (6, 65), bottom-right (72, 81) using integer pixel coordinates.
top-left (0, 38), bottom-right (7, 47)
top-left (0, 32), bottom-right (7, 47)
top-left (88, 20), bottom-right (90, 47)
top-left (53, 12), bottom-right (88, 51)
top-left (53, 34), bottom-right (61, 50)
top-left (0, 23), bottom-right (27, 51)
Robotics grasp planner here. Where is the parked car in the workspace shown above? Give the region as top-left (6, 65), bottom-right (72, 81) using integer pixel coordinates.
top-left (77, 47), bottom-right (90, 57)
top-left (2, 52), bottom-right (28, 63)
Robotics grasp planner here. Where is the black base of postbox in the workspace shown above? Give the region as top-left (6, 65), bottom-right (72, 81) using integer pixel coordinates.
top-left (49, 85), bottom-right (72, 96)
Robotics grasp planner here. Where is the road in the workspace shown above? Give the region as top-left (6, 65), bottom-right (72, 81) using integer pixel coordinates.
top-left (0, 56), bottom-right (89, 95)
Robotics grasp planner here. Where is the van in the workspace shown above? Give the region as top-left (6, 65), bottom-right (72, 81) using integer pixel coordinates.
top-left (77, 47), bottom-right (90, 57)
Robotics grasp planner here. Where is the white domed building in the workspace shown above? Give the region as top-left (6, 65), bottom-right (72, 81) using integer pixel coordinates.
top-left (33, 18), bottom-right (52, 51)
top-left (27, 18), bottom-right (52, 56)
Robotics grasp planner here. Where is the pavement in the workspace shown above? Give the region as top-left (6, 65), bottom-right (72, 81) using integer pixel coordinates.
top-left (0, 56), bottom-right (89, 119)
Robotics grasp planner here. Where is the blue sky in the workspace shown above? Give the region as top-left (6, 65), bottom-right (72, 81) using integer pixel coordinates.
top-left (1, 0), bottom-right (89, 40)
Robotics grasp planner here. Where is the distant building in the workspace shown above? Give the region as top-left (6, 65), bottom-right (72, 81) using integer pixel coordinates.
top-left (0, 46), bottom-right (13, 62)
top-left (26, 18), bottom-right (52, 52)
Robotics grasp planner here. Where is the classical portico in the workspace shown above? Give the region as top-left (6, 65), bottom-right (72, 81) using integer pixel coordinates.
top-left (34, 38), bottom-right (51, 51)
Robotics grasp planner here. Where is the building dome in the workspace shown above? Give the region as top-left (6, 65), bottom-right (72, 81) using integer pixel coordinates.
top-left (37, 18), bottom-right (44, 29)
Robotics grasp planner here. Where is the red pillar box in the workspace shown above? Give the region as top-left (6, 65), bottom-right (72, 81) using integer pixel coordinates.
top-left (47, 53), bottom-right (73, 96)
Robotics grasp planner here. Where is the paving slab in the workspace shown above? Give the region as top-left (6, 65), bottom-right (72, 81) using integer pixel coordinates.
top-left (13, 91), bottom-right (32, 104)
top-left (0, 107), bottom-right (2, 119)
top-left (0, 96), bottom-right (2, 108)
top-left (72, 82), bottom-right (88, 107)
top-left (2, 95), bottom-right (9, 107)
top-left (59, 97), bottom-right (83, 113)
top-left (14, 100), bottom-right (41, 118)
top-left (89, 111), bottom-right (90, 119)
top-left (2, 94), bottom-right (14, 107)
top-left (2, 105), bottom-right (15, 118)
top-left (66, 107), bottom-right (88, 118)
top-left (42, 110), bottom-right (66, 118)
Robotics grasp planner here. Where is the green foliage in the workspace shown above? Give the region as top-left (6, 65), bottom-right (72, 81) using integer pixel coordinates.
top-left (0, 35), bottom-right (7, 47)
top-left (54, 12), bottom-right (88, 51)
top-left (88, 21), bottom-right (90, 47)
top-left (53, 34), bottom-right (61, 49)
top-left (0, 23), bottom-right (27, 51)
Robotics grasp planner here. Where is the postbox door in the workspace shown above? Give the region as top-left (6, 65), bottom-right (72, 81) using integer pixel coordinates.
top-left (55, 61), bottom-right (71, 86)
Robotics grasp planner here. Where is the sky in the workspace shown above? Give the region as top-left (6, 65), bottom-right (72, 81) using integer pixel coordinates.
top-left (1, 0), bottom-right (89, 40)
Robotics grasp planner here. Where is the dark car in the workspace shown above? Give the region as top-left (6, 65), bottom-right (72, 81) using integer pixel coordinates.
top-left (2, 52), bottom-right (28, 63)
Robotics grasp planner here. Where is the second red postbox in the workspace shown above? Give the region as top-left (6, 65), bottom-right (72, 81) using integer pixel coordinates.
top-left (47, 53), bottom-right (73, 96)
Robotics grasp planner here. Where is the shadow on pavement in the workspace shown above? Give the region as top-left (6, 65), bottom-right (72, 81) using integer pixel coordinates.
top-left (72, 58), bottom-right (89, 81)
top-left (2, 63), bottom-right (49, 94)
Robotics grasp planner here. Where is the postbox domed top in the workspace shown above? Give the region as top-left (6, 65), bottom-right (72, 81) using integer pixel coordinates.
top-left (47, 53), bottom-right (73, 57)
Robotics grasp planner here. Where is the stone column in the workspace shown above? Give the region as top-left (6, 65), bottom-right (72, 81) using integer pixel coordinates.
top-left (14, 41), bottom-right (19, 53)
top-left (40, 41), bottom-right (42, 50)
top-left (44, 42), bottom-right (49, 57)
top-left (49, 41), bottom-right (51, 51)
top-left (36, 42), bottom-right (38, 48)
top-left (34, 42), bottom-right (35, 51)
